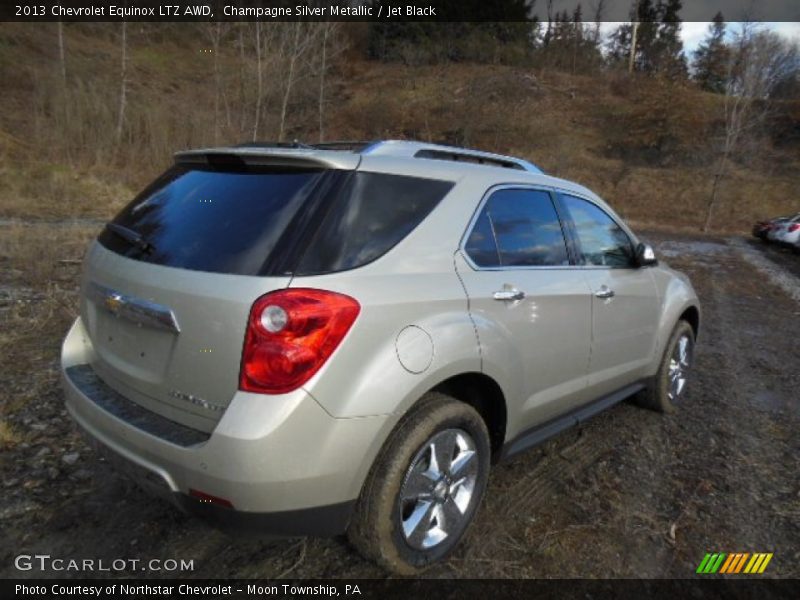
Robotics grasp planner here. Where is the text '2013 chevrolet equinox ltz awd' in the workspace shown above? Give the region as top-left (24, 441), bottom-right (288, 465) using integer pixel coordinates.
top-left (61, 140), bottom-right (700, 574)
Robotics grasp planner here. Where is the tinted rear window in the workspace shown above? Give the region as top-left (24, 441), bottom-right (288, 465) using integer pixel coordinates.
top-left (99, 165), bottom-right (453, 277)
top-left (98, 165), bottom-right (325, 276)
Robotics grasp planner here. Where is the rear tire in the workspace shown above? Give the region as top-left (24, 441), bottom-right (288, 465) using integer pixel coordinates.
top-left (636, 320), bottom-right (695, 413)
top-left (347, 392), bottom-right (490, 575)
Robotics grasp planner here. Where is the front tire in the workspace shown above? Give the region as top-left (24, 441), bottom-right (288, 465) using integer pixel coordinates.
top-left (347, 392), bottom-right (490, 574)
top-left (636, 320), bottom-right (695, 413)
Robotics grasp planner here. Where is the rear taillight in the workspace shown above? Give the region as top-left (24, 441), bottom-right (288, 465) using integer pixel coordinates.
top-left (239, 289), bottom-right (360, 394)
top-left (789, 224), bottom-right (800, 232)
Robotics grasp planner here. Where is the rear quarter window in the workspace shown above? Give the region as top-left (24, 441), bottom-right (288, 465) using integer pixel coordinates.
top-left (294, 172), bottom-right (454, 275)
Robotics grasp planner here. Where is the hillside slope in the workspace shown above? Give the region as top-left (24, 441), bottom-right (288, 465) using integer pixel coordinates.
top-left (0, 22), bottom-right (797, 231)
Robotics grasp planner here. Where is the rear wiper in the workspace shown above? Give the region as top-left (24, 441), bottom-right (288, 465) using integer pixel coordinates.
top-left (106, 223), bottom-right (155, 254)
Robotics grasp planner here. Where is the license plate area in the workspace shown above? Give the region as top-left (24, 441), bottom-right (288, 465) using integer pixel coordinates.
top-left (94, 311), bottom-right (177, 380)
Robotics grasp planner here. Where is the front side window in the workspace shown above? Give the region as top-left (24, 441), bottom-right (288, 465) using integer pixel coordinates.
top-left (560, 194), bottom-right (634, 268)
top-left (464, 188), bottom-right (569, 268)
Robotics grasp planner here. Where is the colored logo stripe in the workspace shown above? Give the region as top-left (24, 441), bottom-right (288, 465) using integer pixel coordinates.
top-left (701, 552), bottom-right (773, 575)
top-left (745, 553), bottom-right (773, 574)
top-left (697, 553), bottom-right (726, 574)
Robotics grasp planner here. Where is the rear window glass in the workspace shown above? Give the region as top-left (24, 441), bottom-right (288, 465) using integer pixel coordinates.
top-left (99, 165), bottom-right (453, 277)
top-left (294, 172), bottom-right (454, 275)
top-left (98, 165), bottom-right (325, 276)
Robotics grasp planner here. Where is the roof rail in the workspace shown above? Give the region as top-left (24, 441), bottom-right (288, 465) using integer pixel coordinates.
top-left (234, 141), bottom-right (315, 149)
top-left (222, 139), bottom-right (543, 173)
top-left (234, 140), bottom-right (375, 152)
top-left (362, 140), bottom-right (543, 173)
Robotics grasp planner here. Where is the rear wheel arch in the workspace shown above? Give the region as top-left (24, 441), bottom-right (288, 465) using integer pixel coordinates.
top-left (431, 372), bottom-right (507, 461)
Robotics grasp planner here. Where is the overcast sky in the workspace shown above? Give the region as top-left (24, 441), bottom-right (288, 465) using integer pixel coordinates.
top-left (596, 21), bottom-right (800, 53)
top-left (533, 1), bottom-right (800, 22)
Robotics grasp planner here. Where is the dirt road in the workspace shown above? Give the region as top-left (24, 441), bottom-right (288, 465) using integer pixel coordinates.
top-left (1, 228), bottom-right (798, 579)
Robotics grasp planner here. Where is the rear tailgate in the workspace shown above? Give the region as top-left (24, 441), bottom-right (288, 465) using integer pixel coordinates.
top-left (80, 243), bottom-right (289, 433)
top-left (78, 152), bottom-right (358, 432)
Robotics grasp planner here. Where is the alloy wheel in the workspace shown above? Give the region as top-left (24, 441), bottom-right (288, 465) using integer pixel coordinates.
top-left (398, 428), bottom-right (479, 550)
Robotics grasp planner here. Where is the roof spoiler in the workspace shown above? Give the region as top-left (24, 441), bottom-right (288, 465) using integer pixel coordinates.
top-left (173, 147), bottom-right (361, 170)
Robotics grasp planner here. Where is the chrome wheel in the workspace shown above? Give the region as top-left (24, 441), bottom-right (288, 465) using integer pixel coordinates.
top-left (398, 428), bottom-right (479, 550)
top-left (668, 334), bottom-right (693, 401)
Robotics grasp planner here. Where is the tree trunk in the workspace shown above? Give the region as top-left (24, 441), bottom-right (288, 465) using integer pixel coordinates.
top-left (57, 21), bottom-right (67, 86)
top-left (252, 21), bottom-right (262, 141)
top-left (212, 22), bottom-right (221, 144)
top-left (318, 24), bottom-right (329, 143)
top-left (702, 154), bottom-right (728, 232)
top-left (239, 24), bottom-right (246, 136)
top-left (278, 23), bottom-right (302, 143)
top-left (628, 20), bottom-right (640, 73)
top-left (115, 21), bottom-right (128, 148)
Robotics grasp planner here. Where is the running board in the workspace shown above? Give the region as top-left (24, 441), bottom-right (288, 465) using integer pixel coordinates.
top-left (500, 381), bottom-right (646, 461)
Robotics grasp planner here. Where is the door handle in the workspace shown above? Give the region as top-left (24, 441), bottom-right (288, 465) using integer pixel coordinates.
top-left (493, 288), bottom-right (525, 301)
top-left (594, 286), bottom-right (615, 299)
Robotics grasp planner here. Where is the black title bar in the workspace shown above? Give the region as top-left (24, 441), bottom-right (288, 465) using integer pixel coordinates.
top-left (2, 0), bottom-right (799, 22)
top-left (4, 578), bottom-right (800, 600)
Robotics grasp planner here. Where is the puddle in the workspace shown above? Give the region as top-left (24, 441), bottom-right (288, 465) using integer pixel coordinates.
top-left (655, 240), bottom-right (728, 258)
top-left (728, 238), bottom-right (800, 304)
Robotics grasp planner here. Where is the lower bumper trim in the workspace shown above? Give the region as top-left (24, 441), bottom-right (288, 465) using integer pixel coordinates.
top-left (174, 494), bottom-right (356, 538)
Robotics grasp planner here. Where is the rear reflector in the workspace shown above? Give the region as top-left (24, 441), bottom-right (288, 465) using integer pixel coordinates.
top-left (189, 489), bottom-right (234, 509)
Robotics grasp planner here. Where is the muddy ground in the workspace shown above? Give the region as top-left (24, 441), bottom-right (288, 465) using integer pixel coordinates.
top-left (1, 225), bottom-right (798, 579)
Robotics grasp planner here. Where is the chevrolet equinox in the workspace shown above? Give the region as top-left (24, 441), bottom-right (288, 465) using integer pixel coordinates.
top-left (61, 140), bottom-right (700, 573)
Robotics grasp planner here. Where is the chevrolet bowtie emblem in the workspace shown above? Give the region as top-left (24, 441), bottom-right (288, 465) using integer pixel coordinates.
top-left (104, 294), bottom-right (124, 313)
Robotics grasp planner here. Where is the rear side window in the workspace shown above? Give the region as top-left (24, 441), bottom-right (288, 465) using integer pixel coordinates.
top-left (98, 165), bottom-right (325, 276)
top-left (294, 172), bottom-right (454, 275)
top-left (560, 195), bottom-right (634, 268)
top-left (464, 188), bottom-right (569, 267)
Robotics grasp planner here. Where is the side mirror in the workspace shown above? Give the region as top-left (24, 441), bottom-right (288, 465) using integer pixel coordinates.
top-left (635, 242), bottom-right (657, 267)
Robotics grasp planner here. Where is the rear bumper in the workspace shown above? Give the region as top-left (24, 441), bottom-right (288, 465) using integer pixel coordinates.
top-left (61, 317), bottom-right (393, 536)
top-left (172, 493), bottom-right (355, 537)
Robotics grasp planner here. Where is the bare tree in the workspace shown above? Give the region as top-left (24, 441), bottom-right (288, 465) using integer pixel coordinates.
top-left (252, 21), bottom-right (263, 141)
top-left (204, 22), bottom-right (228, 144)
top-left (115, 20), bottom-right (128, 147)
top-left (590, 0), bottom-right (606, 45)
top-left (57, 21), bottom-right (67, 86)
top-left (316, 23), bottom-right (347, 142)
top-left (278, 23), bottom-right (317, 142)
top-left (317, 22), bottom-right (331, 142)
top-left (628, 1), bottom-right (641, 74)
top-left (703, 25), bottom-right (800, 230)
top-left (238, 24), bottom-right (248, 136)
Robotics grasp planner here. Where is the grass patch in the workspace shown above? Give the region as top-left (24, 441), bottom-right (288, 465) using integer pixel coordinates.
top-left (0, 163), bottom-right (132, 220)
top-left (0, 420), bottom-right (22, 448)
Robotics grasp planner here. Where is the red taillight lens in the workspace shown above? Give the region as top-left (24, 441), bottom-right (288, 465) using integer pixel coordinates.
top-left (789, 224), bottom-right (800, 232)
top-left (239, 289), bottom-right (360, 394)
